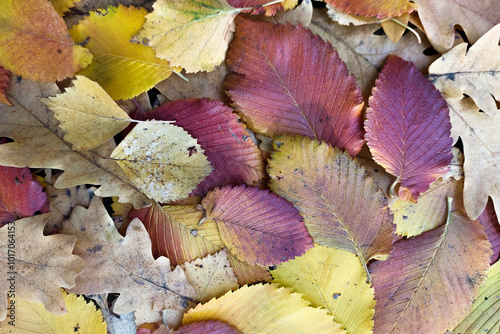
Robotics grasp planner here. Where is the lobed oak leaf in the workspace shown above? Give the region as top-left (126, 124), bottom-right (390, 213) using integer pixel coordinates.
top-left (70, 5), bottom-right (178, 100)
top-left (365, 55), bottom-right (453, 202)
top-left (0, 214), bottom-right (84, 321)
top-left (272, 245), bottom-right (375, 334)
top-left (0, 290), bottom-right (106, 334)
top-left (0, 166), bottom-right (49, 228)
top-left (147, 98), bottom-right (266, 196)
top-left (182, 284), bottom-right (345, 333)
top-left (429, 25), bottom-right (500, 219)
top-left (132, 0), bottom-right (245, 73)
top-left (324, 0), bottom-right (416, 19)
top-left (201, 185), bottom-right (313, 266)
top-left (477, 200), bottom-right (500, 265)
top-left (62, 197), bottom-right (196, 315)
top-left (371, 206), bottom-right (491, 334)
top-left (111, 122), bottom-right (212, 203)
top-left (0, 66), bottom-right (11, 106)
top-left (0, 0), bottom-right (92, 82)
top-left (226, 17), bottom-right (365, 156)
top-left (42, 76), bottom-right (131, 150)
top-left (181, 249), bottom-right (239, 303)
top-left (0, 78), bottom-right (149, 208)
top-left (453, 260), bottom-right (500, 333)
top-left (413, 0), bottom-right (500, 53)
top-left (268, 136), bottom-right (395, 278)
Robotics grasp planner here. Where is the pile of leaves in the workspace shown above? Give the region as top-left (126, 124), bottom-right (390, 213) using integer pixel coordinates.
top-left (0, 0), bottom-right (499, 333)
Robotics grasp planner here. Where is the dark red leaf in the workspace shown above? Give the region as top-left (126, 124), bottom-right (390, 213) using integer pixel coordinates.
top-left (0, 66), bottom-right (11, 106)
top-left (477, 200), bottom-right (500, 265)
top-left (147, 98), bottom-right (266, 197)
top-left (365, 55), bottom-right (453, 202)
top-left (177, 320), bottom-right (241, 334)
top-left (226, 17), bottom-right (365, 156)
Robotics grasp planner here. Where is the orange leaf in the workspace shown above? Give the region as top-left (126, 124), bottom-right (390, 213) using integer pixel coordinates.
top-left (324, 0), bottom-right (416, 18)
top-left (0, 0), bottom-right (92, 82)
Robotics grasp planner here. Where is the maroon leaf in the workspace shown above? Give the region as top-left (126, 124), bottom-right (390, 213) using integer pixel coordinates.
top-left (478, 200), bottom-right (500, 265)
top-left (177, 320), bottom-right (241, 334)
top-left (202, 185), bottom-right (313, 266)
top-left (0, 166), bottom-right (49, 227)
top-left (147, 98), bottom-right (266, 196)
top-left (365, 55), bottom-right (453, 202)
top-left (0, 66), bottom-right (11, 106)
top-left (226, 17), bottom-right (365, 156)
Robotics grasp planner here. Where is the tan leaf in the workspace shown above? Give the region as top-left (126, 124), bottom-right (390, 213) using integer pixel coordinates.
top-left (111, 122), bottom-right (212, 203)
top-left (0, 214), bottom-right (84, 321)
top-left (61, 197), bottom-right (196, 315)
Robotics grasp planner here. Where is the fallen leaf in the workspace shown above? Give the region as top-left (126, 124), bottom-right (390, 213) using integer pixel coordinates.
top-left (228, 0), bottom-right (297, 16)
top-left (0, 0), bottom-right (92, 82)
top-left (272, 245), bottom-right (375, 334)
top-left (181, 249), bottom-right (239, 303)
top-left (326, 4), bottom-right (385, 25)
top-left (0, 166), bottom-right (49, 228)
top-left (202, 185), bottom-right (313, 266)
top-left (49, 0), bottom-right (81, 14)
top-left (0, 290), bottom-right (107, 334)
top-left (371, 208), bottom-right (491, 334)
top-left (380, 13), bottom-right (409, 43)
top-left (175, 321), bottom-right (241, 333)
top-left (413, 0), bottom-right (500, 53)
top-left (70, 5), bottom-right (177, 100)
top-left (0, 214), bottom-right (84, 321)
top-left (324, 0), bottom-right (416, 18)
top-left (365, 55), bottom-right (453, 202)
top-left (0, 78), bottom-right (150, 209)
top-left (62, 197), bottom-right (196, 314)
top-left (453, 260), bottom-right (500, 334)
top-left (270, 0), bottom-right (313, 27)
top-left (111, 121), bottom-right (212, 203)
top-left (42, 76), bottom-right (131, 150)
top-left (182, 284), bottom-right (345, 333)
top-left (0, 66), bottom-right (11, 106)
top-left (226, 255), bottom-right (271, 285)
top-left (477, 200), bottom-right (500, 265)
top-left (133, 0), bottom-right (245, 72)
top-left (147, 98), bottom-right (266, 196)
top-left (226, 17), bottom-right (365, 156)
top-left (268, 136), bottom-right (395, 277)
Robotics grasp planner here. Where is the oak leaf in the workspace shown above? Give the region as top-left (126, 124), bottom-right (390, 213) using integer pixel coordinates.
top-left (429, 24), bottom-right (500, 219)
top-left (272, 245), bottom-right (375, 334)
top-left (182, 284), bottom-right (345, 333)
top-left (268, 136), bottom-right (395, 277)
top-left (0, 0), bottom-right (92, 82)
top-left (62, 197), bottom-right (196, 315)
top-left (133, 0), bottom-right (246, 72)
top-left (0, 214), bottom-right (84, 321)
top-left (0, 78), bottom-right (149, 208)
top-left (0, 290), bottom-right (106, 334)
top-left (226, 17), bottom-right (365, 156)
top-left (324, 0), bottom-right (416, 18)
top-left (111, 122), bottom-right (212, 203)
top-left (371, 207), bottom-right (491, 334)
top-left (70, 5), bottom-right (177, 100)
top-left (0, 66), bottom-right (10, 106)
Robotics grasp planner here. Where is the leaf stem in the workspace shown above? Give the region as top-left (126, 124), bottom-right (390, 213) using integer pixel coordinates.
top-left (172, 69), bottom-right (190, 82)
top-left (389, 177), bottom-right (400, 198)
top-left (445, 197), bottom-right (453, 226)
top-left (391, 18), bottom-right (422, 44)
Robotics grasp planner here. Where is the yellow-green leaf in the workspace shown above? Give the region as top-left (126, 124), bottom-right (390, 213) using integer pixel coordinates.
top-left (0, 290), bottom-right (106, 334)
top-left (133, 0), bottom-right (245, 73)
top-left (70, 5), bottom-right (178, 100)
top-left (49, 0), bottom-right (81, 15)
top-left (41, 76), bottom-right (131, 150)
top-left (182, 284), bottom-right (346, 333)
top-left (272, 245), bottom-right (374, 334)
top-left (111, 122), bottom-right (212, 203)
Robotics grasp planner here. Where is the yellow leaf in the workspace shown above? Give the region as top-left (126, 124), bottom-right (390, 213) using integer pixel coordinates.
top-left (183, 284), bottom-right (346, 333)
top-left (0, 0), bottom-right (92, 82)
top-left (272, 245), bottom-right (375, 334)
top-left (181, 249), bottom-right (239, 303)
top-left (0, 290), bottom-right (106, 334)
top-left (49, 0), bottom-right (81, 15)
top-left (111, 122), bottom-right (212, 203)
top-left (380, 14), bottom-right (409, 43)
top-left (71, 5), bottom-right (178, 100)
top-left (42, 76), bottom-right (131, 150)
top-left (454, 260), bottom-right (500, 333)
top-left (133, 0), bottom-right (245, 73)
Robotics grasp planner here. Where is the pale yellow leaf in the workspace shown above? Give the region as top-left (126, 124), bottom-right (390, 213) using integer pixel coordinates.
top-left (272, 245), bottom-right (375, 334)
top-left (111, 122), bottom-right (212, 203)
top-left (42, 76), bottom-right (131, 150)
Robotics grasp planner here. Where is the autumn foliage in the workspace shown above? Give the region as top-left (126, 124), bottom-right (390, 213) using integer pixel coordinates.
top-left (0, 0), bottom-right (499, 333)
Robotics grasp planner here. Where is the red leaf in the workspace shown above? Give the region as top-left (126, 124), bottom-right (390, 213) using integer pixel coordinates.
top-left (478, 200), bottom-right (500, 265)
top-left (365, 55), bottom-right (452, 202)
top-left (226, 17), bottom-right (365, 156)
top-left (0, 66), bottom-right (11, 106)
top-left (147, 98), bottom-right (266, 196)
top-left (0, 166), bottom-right (49, 227)
top-left (177, 320), bottom-right (241, 334)
top-left (202, 185), bottom-right (313, 266)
